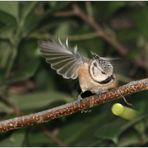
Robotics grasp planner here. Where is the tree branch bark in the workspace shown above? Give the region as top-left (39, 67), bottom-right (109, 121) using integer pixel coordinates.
top-left (0, 78), bottom-right (147, 133)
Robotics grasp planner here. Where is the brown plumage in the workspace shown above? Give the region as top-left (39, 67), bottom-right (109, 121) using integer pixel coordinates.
top-left (39, 39), bottom-right (117, 96)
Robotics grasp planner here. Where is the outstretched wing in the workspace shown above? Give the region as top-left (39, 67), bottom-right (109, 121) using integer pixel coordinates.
top-left (39, 39), bottom-right (86, 79)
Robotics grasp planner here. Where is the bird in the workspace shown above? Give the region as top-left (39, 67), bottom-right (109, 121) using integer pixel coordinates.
top-left (39, 38), bottom-right (117, 101)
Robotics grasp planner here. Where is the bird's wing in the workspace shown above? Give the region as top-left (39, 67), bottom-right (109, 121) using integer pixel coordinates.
top-left (39, 39), bottom-right (87, 79)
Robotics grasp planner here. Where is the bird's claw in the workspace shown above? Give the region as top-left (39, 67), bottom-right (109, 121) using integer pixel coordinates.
top-left (77, 93), bottom-right (92, 113)
top-left (77, 94), bottom-right (82, 108)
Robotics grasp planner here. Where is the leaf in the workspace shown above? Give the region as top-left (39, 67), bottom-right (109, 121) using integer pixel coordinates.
top-left (105, 2), bottom-right (126, 16)
top-left (0, 132), bottom-right (25, 146)
top-left (0, 2), bottom-right (19, 19)
top-left (48, 1), bottom-right (70, 9)
top-left (26, 128), bottom-right (56, 146)
top-left (20, 2), bottom-right (38, 21)
top-left (22, 3), bottom-right (44, 35)
top-left (0, 41), bottom-right (12, 68)
top-left (55, 22), bottom-right (71, 38)
top-left (34, 68), bottom-right (56, 91)
top-left (19, 2), bottom-right (39, 34)
top-left (118, 129), bottom-right (142, 146)
top-left (130, 91), bottom-right (148, 114)
top-left (94, 2), bottom-right (126, 21)
top-left (10, 91), bottom-right (73, 111)
top-left (131, 6), bottom-right (148, 38)
top-left (3, 40), bottom-right (39, 85)
top-left (0, 102), bottom-right (12, 113)
top-left (95, 119), bottom-right (128, 144)
top-left (0, 28), bottom-right (14, 39)
top-left (0, 11), bottom-right (17, 28)
top-left (57, 106), bottom-right (117, 146)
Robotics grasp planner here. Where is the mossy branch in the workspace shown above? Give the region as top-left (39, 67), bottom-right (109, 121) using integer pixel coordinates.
top-left (0, 78), bottom-right (148, 133)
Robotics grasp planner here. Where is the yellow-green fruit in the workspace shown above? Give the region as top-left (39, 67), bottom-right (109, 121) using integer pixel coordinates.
top-left (112, 103), bottom-right (139, 120)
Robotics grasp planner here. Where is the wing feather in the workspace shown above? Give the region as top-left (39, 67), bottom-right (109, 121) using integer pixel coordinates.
top-left (39, 39), bottom-right (86, 79)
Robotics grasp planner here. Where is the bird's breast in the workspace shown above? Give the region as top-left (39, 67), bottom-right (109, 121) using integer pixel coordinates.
top-left (77, 63), bottom-right (117, 93)
top-left (77, 63), bottom-right (100, 92)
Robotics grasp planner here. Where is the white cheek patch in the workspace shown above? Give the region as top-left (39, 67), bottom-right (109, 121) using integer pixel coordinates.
top-left (93, 68), bottom-right (108, 81)
top-left (93, 67), bottom-right (98, 76)
top-left (95, 73), bottom-right (108, 81)
top-left (90, 60), bottom-right (113, 82)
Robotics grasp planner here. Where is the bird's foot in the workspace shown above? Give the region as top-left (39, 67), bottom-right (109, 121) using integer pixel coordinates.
top-left (96, 89), bottom-right (107, 95)
top-left (77, 91), bottom-right (93, 113)
top-left (121, 95), bottom-right (133, 106)
top-left (77, 93), bottom-right (83, 107)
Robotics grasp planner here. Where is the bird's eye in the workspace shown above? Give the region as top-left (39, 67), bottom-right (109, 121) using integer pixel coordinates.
top-left (93, 62), bottom-right (97, 67)
top-left (101, 71), bottom-right (106, 74)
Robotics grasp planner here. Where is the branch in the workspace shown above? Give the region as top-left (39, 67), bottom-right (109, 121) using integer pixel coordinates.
top-left (0, 78), bottom-right (148, 133)
top-left (54, 4), bottom-right (148, 71)
top-left (0, 95), bottom-right (21, 116)
top-left (55, 4), bottom-right (128, 55)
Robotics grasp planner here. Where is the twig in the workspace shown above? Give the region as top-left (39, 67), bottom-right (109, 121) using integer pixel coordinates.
top-left (55, 4), bottom-right (128, 55)
top-left (0, 78), bottom-right (147, 133)
top-left (0, 95), bottom-right (21, 116)
top-left (42, 127), bottom-right (67, 147)
top-left (54, 4), bottom-right (148, 71)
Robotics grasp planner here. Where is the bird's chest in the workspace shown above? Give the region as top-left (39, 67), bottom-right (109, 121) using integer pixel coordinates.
top-left (77, 63), bottom-right (100, 92)
top-left (77, 63), bottom-right (117, 93)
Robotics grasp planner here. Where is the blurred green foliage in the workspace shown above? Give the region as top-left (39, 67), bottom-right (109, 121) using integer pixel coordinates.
top-left (0, 1), bottom-right (148, 146)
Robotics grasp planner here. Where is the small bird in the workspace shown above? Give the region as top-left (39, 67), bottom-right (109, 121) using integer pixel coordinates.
top-left (39, 39), bottom-right (117, 100)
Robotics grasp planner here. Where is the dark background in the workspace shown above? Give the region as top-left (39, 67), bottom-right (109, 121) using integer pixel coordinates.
top-left (0, 1), bottom-right (148, 146)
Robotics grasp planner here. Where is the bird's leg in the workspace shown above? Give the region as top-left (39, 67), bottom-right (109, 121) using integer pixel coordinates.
top-left (96, 89), bottom-right (132, 106)
top-left (77, 92), bottom-right (83, 105)
top-left (77, 92), bottom-right (90, 113)
top-left (121, 95), bottom-right (133, 106)
top-left (95, 88), bottom-right (108, 95)
top-left (77, 91), bottom-right (94, 113)
top-left (77, 91), bottom-right (94, 103)
top-left (77, 89), bottom-right (108, 113)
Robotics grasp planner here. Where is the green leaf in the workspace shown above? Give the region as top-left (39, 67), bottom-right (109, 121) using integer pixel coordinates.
top-left (0, 102), bottom-right (12, 113)
top-left (19, 2), bottom-right (39, 33)
top-left (3, 40), bottom-right (39, 85)
top-left (0, 41), bottom-right (12, 69)
top-left (20, 2), bottom-right (38, 21)
top-left (22, 3), bottom-right (44, 35)
top-left (0, 28), bottom-right (14, 40)
top-left (55, 22), bottom-right (71, 38)
top-left (105, 2), bottom-right (126, 16)
top-left (118, 129), bottom-right (142, 146)
top-left (95, 119), bottom-right (127, 144)
top-left (94, 107), bottom-right (148, 145)
top-left (26, 128), bottom-right (56, 146)
top-left (0, 132), bottom-right (25, 146)
top-left (131, 91), bottom-right (148, 114)
top-left (48, 1), bottom-right (70, 9)
top-left (0, 2), bottom-right (19, 19)
top-left (131, 6), bottom-right (148, 38)
top-left (94, 2), bottom-right (126, 21)
top-left (34, 68), bottom-right (56, 91)
top-left (10, 91), bottom-right (73, 111)
top-left (58, 106), bottom-right (116, 146)
top-left (0, 11), bottom-right (17, 28)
